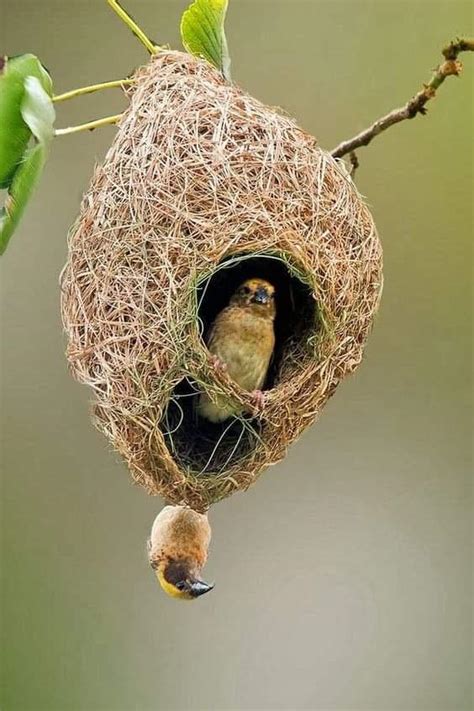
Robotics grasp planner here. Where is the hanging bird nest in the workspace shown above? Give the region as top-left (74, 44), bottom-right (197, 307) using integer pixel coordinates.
top-left (60, 50), bottom-right (383, 512)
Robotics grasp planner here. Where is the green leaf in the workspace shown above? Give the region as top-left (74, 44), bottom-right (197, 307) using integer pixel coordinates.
top-left (0, 143), bottom-right (47, 255)
top-left (21, 76), bottom-right (55, 144)
top-left (0, 54), bottom-right (55, 255)
top-left (181, 0), bottom-right (231, 81)
top-left (0, 60), bottom-right (31, 188)
top-left (0, 54), bottom-right (53, 188)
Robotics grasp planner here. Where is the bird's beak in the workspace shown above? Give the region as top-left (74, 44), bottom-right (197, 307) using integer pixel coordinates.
top-left (253, 288), bottom-right (269, 304)
top-left (189, 579), bottom-right (214, 598)
top-left (156, 569), bottom-right (214, 599)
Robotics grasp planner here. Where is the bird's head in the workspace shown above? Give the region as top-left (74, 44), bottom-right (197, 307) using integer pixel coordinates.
top-left (154, 558), bottom-right (214, 600)
top-left (231, 278), bottom-right (276, 317)
top-left (147, 505), bottom-right (213, 600)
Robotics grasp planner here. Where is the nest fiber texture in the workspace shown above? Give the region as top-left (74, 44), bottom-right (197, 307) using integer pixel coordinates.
top-left (61, 51), bottom-right (383, 512)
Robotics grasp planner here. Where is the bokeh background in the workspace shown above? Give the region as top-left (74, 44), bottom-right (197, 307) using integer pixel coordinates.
top-left (1, 2), bottom-right (472, 710)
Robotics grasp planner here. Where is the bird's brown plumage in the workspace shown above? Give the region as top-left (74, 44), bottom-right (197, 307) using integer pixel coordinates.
top-left (198, 278), bottom-right (276, 423)
top-left (147, 505), bottom-right (213, 599)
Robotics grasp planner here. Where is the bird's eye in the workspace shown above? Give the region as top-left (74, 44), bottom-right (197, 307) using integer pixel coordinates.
top-left (175, 581), bottom-right (187, 591)
top-left (240, 286), bottom-right (251, 295)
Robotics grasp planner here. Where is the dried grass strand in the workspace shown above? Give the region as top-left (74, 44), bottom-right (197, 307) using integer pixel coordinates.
top-left (61, 51), bottom-right (383, 512)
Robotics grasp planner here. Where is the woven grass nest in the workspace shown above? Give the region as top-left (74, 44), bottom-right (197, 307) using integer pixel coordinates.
top-left (61, 50), bottom-right (383, 512)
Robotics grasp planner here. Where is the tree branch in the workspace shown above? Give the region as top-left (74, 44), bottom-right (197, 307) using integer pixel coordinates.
top-left (55, 113), bottom-right (122, 136)
top-left (106, 0), bottom-right (159, 55)
top-left (330, 38), bottom-right (474, 161)
top-left (53, 78), bottom-right (134, 103)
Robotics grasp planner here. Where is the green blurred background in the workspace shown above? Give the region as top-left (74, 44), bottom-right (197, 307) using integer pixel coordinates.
top-left (1, 2), bottom-right (472, 710)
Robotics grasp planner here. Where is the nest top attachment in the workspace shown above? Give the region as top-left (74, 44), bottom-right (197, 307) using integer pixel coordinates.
top-left (61, 51), bottom-right (382, 512)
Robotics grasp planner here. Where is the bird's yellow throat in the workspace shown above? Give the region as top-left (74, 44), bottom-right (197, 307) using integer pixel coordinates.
top-left (156, 569), bottom-right (189, 599)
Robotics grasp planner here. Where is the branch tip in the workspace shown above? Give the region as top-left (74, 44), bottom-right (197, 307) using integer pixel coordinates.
top-left (331, 37), bottom-right (473, 163)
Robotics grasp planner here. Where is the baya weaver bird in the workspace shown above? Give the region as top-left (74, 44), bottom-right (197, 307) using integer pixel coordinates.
top-left (197, 278), bottom-right (276, 423)
top-left (148, 506), bottom-right (213, 600)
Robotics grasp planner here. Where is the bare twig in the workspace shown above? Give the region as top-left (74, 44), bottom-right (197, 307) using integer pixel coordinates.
top-left (349, 151), bottom-right (359, 178)
top-left (331, 38), bottom-right (474, 160)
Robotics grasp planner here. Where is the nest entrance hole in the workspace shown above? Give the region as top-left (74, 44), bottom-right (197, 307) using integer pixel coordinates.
top-left (159, 254), bottom-right (318, 476)
top-left (161, 378), bottom-right (263, 476)
top-left (197, 253), bottom-right (317, 388)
